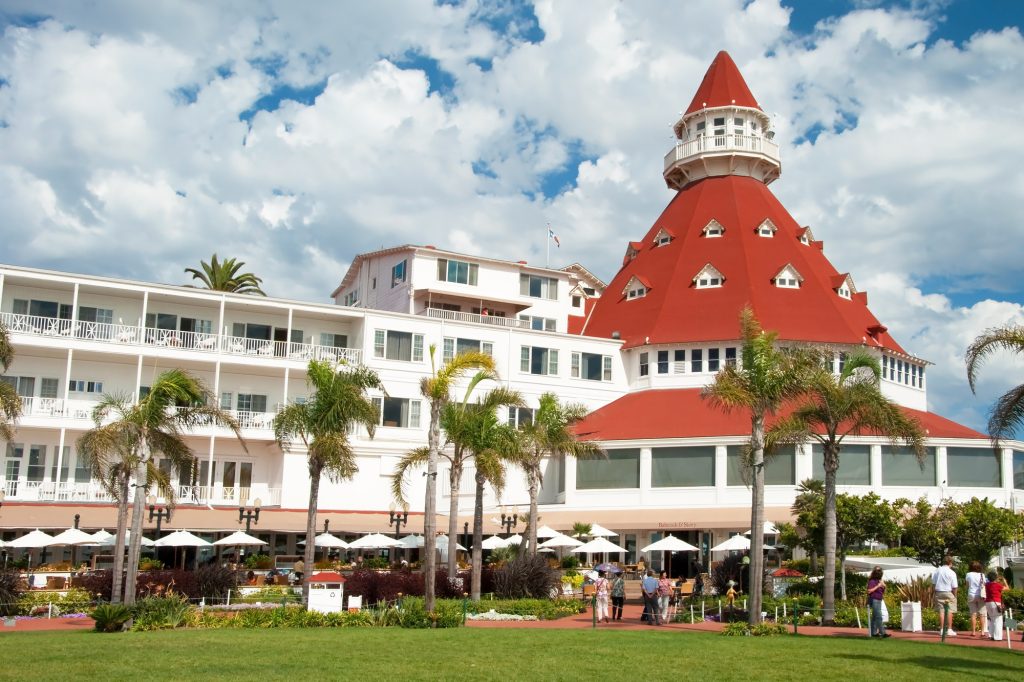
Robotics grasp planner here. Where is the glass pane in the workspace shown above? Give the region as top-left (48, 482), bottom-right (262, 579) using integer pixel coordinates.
top-left (576, 449), bottom-right (640, 489)
top-left (27, 445), bottom-right (46, 481)
top-left (222, 461), bottom-right (236, 488)
top-left (1015, 451), bottom-right (1024, 490)
top-left (882, 446), bottom-right (935, 486)
top-left (727, 445), bottom-right (795, 485)
top-left (652, 446), bottom-right (714, 487)
top-left (239, 462), bottom-right (253, 489)
top-left (811, 444), bottom-right (870, 485)
top-left (946, 447), bottom-right (1000, 487)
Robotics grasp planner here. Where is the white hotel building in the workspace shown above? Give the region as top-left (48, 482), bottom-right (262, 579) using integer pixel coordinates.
top-left (1, 52), bottom-right (1021, 570)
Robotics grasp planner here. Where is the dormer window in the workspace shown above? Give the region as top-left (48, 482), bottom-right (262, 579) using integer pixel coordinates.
top-left (831, 274), bottom-right (856, 300)
top-left (773, 264), bottom-right (803, 289)
top-left (622, 241), bottom-right (643, 265)
top-left (653, 228), bottom-right (674, 247)
top-left (623, 275), bottom-right (651, 300)
top-left (756, 219), bottom-right (777, 238)
top-left (702, 219), bottom-right (725, 238)
top-left (797, 226), bottom-right (815, 245)
top-left (693, 264), bottom-right (724, 289)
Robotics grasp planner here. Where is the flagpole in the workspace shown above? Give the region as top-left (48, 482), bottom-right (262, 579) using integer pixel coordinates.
top-left (545, 223), bottom-right (550, 269)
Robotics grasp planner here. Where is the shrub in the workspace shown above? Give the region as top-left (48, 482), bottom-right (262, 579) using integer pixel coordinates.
top-left (244, 554), bottom-right (274, 569)
top-left (16, 588), bottom-right (94, 616)
top-left (721, 621), bottom-right (749, 636)
top-left (798, 612), bottom-right (820, 626)
top-left (464, 598), bottom-right (583, 620)
top-left (76, 571), bottom-right (113, 602)
top-left (236, 586), bottom-right (300, 604)
top-left (1002, 588), bottom-right (1024, 612)
top-left (560, 555), bottom-right (579, 569)
top-left (0, 571), bottom-right (26, 617)
top-left (710, 555), bottom-right (745, 596)
top-left (897, 577), bottom-right (934, 606)
top-left (92, 604), bottom-right (133, 632)
top-left (362, 556), bottom-right (390, 570)
top-left (139, 558), bottom-right (164, 571)
top-left (192, 565), bottom-right (238, 601)
top-left (492, 555), bottom-right (560, 599)
top-left (133, 593), bottom-right (192, 631)
top-left (751, 622), bottom-right (788, 636)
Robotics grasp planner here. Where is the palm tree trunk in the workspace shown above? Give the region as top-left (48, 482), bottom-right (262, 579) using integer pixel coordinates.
top-left (446, 461), bottom-right (462, 579)
top-left (423, 402), bottom-right (442, 613)
top-left (123, 451), bottom-right (149, 606)
top-left (840, 550), bottom-right (848, 601)
top-left (526, 462), bottom-right (539, 556)
top-left (748, 414), bottom-right (766, 626)
top-left (111, 476), bottom-right (130, 604)
top-left (822, 444), bottom-right (839, 623)
top-left (471, 471), bottom-right (485, 601)
top-left (303, 460), bottom-right (320, 606)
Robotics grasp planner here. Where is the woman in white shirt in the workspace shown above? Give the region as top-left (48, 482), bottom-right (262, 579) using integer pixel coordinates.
top-left (965, 560), bottom-right (987, 637)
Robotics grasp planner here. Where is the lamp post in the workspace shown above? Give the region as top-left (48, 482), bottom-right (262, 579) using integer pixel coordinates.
top-left (147, 496), bottom-right (172, 537)
top-left (389, 504), bottom-right (408, 539)
top-left (238, 498), bottom-right (262, 532)
top-left (500, 507), bottom-right (519, 536)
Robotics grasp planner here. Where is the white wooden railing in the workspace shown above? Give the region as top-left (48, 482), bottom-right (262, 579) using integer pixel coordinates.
top-left (0, 479), bottom-right (281, 506)
top-left (424, 307), bottom-right (529, 328)
top-left (663, 133), bottom-right (781, 171)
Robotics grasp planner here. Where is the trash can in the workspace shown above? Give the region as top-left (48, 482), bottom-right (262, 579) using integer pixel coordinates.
top-left (901, 601), bottom-right (922, 632)
top-left (307, 571), bottom-right (346, 614)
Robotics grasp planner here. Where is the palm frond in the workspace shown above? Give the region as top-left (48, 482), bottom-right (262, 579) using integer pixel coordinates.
top-left (966, 325), bottom-right (1024, 393)
top-left (0, 320), bottom-right (14, 371)
top-left (986, 382), bottom-right (1024, 448)
top-left (390, 446), bottom-right (431, 507)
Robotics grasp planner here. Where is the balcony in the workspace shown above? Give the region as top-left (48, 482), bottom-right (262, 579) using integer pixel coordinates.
top-left (0, 479), bottom-right (281, 507)
top-left (423, 307), bottom-right (530, 329)
top-left (663, 133), bottom-right (781, 172)
top-left (174, 406), bottom-right (277, 431)
top-left (663, 133), bottom-right (781, 189)
top-left (18, 397), bottom-right (96, 421)
top-left (1, 312), bottom-right (362, 366)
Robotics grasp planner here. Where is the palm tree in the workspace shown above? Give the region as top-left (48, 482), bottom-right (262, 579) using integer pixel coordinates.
top-left (701, 307), bottom-right (816, 625)
top-left (418, 348), bottom-right (495, 613)
top-left (273, 360), bottom-right (382, 604)
top-left (184, 254), bottom-right (266, 296)
top-left (76, 369), bottom-right (244, 605)
top-left (966, 324), bottom-right (1024, 445)
top-left (517, 392), bottom-right (602, 555)
top-left (768, 350), bottom-right (924, 621)
top-left (0, 321), bottom-right (21, 442)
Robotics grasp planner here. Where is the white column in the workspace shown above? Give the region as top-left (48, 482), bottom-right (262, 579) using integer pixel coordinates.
top-left (134, 355), bottom-right (144, 403)
top-left (70, 283), bottom-right (79, 333)
top-left (55, 428), bottom-right (67, 494)
top-left (139, 291), bottom-right (148, 335)
top-left (1001, 447), bottom-right (1014, 491)
top-left (714, 445), bottom-right (728, 501)
top-left (936, 446), bottom-right (948, 490)
top-left (62, 349), bottom-right (74, 404)
top-left (870, 444), bottom-right (882, 489)
top-left (563, 456), bottom-right (577, 505)
top-left (639, 447), bottom-right (652, 506)
top-left (795, 443), bottom-right (812, 483)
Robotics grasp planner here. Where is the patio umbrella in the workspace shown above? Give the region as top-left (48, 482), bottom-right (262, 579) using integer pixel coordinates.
top-left (213, 531), bottom-right (266, 547)
top-left (435, 535), bottom-right (467, 552)
top-left (535, 525), bottom-right (561, 539)
top-left (479, 535), bottom-right (507, 550)
top-left (98, 530), bottom-right (155, 547)
top-left (504, 534), bottom-right (523, 545)
top-left (710, 535), bottom-right (751, 552)
top-left (744, 522), bottom-right (780, 536)
top-left (396, 534), bottom-right (424, 549)
top-left (50, 527), bottom-right (100, 546)
top-left (7, 529), bottom-right (58, 548)
top-left (641, 535), bottom-right (700, 577)
top-left (89, 530), bottom-right (114, 543)
top-left (297, 533), bottom-right (349, 549)
top-left (155, 530), bottom-right (212, 547)
top-left (348, 533), bottom-right (402, 549)
top-left (571, 537), bottom-right (629, 554)
top-left (588, 523), bottom-right (618, 537)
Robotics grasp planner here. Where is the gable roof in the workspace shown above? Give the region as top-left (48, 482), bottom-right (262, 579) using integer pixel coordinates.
top-left (578, 175), bottom-right (907, 354)
top-left (685, 51), bottom-right (762, 116)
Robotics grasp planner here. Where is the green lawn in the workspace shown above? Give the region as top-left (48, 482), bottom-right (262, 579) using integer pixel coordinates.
top-left (0, 628), bottom-right (1019, 681)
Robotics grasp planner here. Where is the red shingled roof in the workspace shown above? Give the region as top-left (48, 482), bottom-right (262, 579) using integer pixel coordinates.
top-left (685, 51), bottom-right (762, 115)
top-left (307, 571), bottom-right (346, 583)
top-left (572, 389), bottom-right (985, 442)
top-left (579, 175), bottom-right (907, 354)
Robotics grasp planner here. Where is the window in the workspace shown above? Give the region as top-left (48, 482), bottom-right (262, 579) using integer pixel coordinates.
top-left (391, 259), bottom-right (408, 287)
top-left (13, 299), bottom-right (72, 319)
top-left (68, 379), bottom-right (103, 394)
top-left (727, 445), bottom-right (795, 485)
top-left (623, 274), bottom-right (650, 299)
top-left (520, 274), bottom-right (558, 300)
top-left (882, 446), bottom-right (936, 486)
top-left (702, 220), bottom-right (724, 238)
top-left (78, 306), bottom-right (113, 325)
top-left (812, 444), bottom-right (870, 485)
top-left (713, 117), bottom-right (725, 136)
top-left (774, 265), bottom-right (801, 288)
top-left (520, 346), bottom-right (558, 375)
top-left (838, 352), bottom-right (847, 374)
top-left (371, 277), bottom-right (376, 290)
top-left (571, 352), bottom-right (612, 381)
top-left (442, 337), bottom-right (494, 363)
top-left (73, 450), bottom-right (91, 484)
top-left (757, 219), bottom-right (777, 237)
top-left (237, 394), bottom-right (268, 413)
top-left (725, 347), bottom-right (737, 367)
top-left (40, 378), bottom-right (59, 399)
top-left (691, 349), bottom-right (703, 373)
top-left (1014, 450), bottom-right (1024, 490)
top-left (733, 117), bottom-right (744, 135)
top-left (694, 264), bottom-right (724, 289)
top-left (373, 330), bottom-right (424, 362)
top-left (653, 228), bottom-right (673, 247)
top-left (657, 350), bottom-right (669, 374)
top-left (342, 290), bottom-right (359, 306)
top-left (577, 449), bottom-right (639, 489)
top-left (572, 295), bottom-right (582, 308)
top-left (50, 446), bottom-right (70, 483)
top-left (220, 392), bottom-right (232, 410)
top-left (508, 406), bottom-right (535, 428)
top-left (372, 397), bottom-right (422, 428)
top-left (2, 376), bottom-right (34, 397)
top-left (652, 446), bottom-right (715, 487)
top-left (673, 349), bottom-right (686, 373)
top-left (947, 447), bottom-right (1001, 487)
top-left (27, 444), bottom-right (46, 482)
top-left (707, 348), bottom-right (720, 372)
top-left (639, 352), bottom-right (649, 377)
top-left (695, 121), bottom-right (705, 136)
top-left (837, 285), bottom-right (851, 299)
top-left (627, 285), bottom-right (647, 300)
top-left (319, 333), bottom-right (348, 349)
top-left (437, 258), bottom-right (479, 285)
top-left (518, 315), bottom-right (557, 332)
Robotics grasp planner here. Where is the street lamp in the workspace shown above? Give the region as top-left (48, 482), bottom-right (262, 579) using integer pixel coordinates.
top-left (388, 503), bottom-right (408, 539)
top-left (147, 495), bottom-right (172, 537)
top-left (238, 498), bottom-right (262, 532)
top-left (500, 507), bottom-right (519, 535)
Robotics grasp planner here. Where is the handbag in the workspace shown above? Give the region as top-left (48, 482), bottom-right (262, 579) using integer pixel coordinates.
top-left (880, 601), bottom-right (889, 623)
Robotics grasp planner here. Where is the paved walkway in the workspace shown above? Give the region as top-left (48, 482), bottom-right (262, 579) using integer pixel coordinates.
top-left (468, 601), bottom-right (1022, 650)
top-left (1, 616), bottom-right (95, 632)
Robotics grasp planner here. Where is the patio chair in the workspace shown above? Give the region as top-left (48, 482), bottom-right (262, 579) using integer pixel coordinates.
top-left (581, 584), bottom-right (596, 604)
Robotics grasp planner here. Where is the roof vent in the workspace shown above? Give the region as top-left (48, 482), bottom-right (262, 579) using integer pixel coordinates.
top-left (611, 331), bottom-right (620, 340)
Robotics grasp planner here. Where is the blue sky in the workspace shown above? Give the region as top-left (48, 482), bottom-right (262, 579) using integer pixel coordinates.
top-left (0, 0), bottom-right (1023, 434)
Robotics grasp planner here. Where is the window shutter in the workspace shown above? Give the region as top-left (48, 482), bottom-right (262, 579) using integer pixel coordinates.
top-left (603, 356), bottom-right (612, 381)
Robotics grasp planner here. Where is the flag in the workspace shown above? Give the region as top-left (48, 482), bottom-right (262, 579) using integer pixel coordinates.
top-left (548, 227), bottom-right (560, 247)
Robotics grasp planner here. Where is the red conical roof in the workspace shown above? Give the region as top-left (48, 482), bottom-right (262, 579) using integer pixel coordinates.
top-left (685, 51), bottom-right (761, 115)
top-left (580, 175), bottom-right (906, 354)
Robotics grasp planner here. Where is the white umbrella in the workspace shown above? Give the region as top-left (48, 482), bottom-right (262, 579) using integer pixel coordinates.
top-left (588, 523), bottom-right (618, 537)
top-left (213, 531), bottom-right (267, 547)
top-left (7, 529), bottom-right (58, 548)
top-left (436, 535), bottom-right (467, 551)
top-left (297, 533), bottom-right (349, 549)
top-left (641, 536), bottom-right (700, 553)
top-left (154, 530), bottom-right (212, 547)
top-left (396, 534), bottom-right (424, 549)
top-left (538, 548), bottom-right (554, 553)
top-left (571, 537), bottom-right (629, 554)
top-left (50, 527), bottom-right (100, 546)
top-left (89, 530), bottom-right (114, 543)
top-left (539, 534), bottom-right (583, 548)
top-left (479, 535), bottom-right (507, 550)
top-left (98, 530), bottom-right (155, 547)
top-left (504, 534), bottom-right (523, 545)
top-left (744, 522), bottom-right (780, 536)
top-left (348, 533), bottom-right (401, 549)
top-left (536, 525), bottom-right (560, 539)
top-left (711, 535), bottom-right (751, 552)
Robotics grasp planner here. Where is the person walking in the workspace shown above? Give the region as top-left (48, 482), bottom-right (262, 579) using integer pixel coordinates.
top-left (610, 570), bottom-right (626, 621)
top-left (866, 566), bottom-right (890, 638)
top-left (965, 561), bottom-right (987, 637)
top-left (658, 570), bottom-right (673, 623)
top-left (984, 570), bottom-right (1005, 641)
top-left (642, 569), bottom-right (661, 625)
top-left (595, 570), bottom-right (611, 624)
top-left (932, 555), bottom-right (958, 636)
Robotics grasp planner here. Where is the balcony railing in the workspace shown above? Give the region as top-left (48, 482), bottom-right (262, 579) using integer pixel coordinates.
top-left (0, 479), bottom-right (281, 506)
top-left (423, 307), bottom-right (530, 328)
top-left (173, 406), bottom-right (277, 431)
top-left (0, 312), bottom-right (362, 365)
top-left (663, 133), bottom-right (781, 172)
top-left (18, 397), bottom-right (97, 420)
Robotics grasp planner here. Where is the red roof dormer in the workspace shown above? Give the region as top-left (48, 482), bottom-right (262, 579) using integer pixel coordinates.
top-left (684, 51), bottom-right (762, 115)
